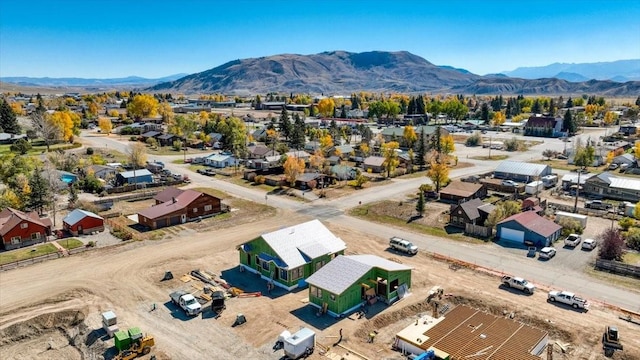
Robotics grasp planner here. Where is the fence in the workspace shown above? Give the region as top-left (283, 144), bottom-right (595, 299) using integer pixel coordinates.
top-left (465, 223), bottom-right (492, 238)
top-left (595, 259), bottom-right (640, 279)
top-left (106, 179), bottom-right (183, 194)
top-left (0, 246), bottom-right (90, 272)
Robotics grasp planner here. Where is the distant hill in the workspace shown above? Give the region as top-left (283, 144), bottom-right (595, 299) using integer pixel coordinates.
top-left (0, 74), bottom-right (188, 87)
top-left (453, 78), bottom-right (640, 96)
top-left (503, 60), bottom-right (640, 81)
top-left (554, 72), bottom-right (589, 82)
top-left (150, 51), bottom-right (481, 94)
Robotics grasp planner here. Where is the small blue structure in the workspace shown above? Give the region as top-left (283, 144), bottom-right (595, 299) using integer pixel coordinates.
top-left (414, 350), bottom-right (435, 360)
top-left (116, 169), bottom-right (153, 186)
top-left (59, 170), bottom-right (78, 184)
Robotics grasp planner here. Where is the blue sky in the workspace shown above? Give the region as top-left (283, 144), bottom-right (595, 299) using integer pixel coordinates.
top-left (1, 0), bottom-right (638, 78)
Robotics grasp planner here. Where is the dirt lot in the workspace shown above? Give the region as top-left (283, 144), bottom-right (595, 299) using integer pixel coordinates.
top-left (1, 209), bottom-right (639, 360)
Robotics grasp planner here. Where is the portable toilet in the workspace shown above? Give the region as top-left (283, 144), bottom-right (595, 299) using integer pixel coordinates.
top-left (114, 330), bottom-right (131, 351)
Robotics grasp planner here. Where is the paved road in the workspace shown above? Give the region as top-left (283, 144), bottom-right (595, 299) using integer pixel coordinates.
top-left (80, 130), bottom-right (640, 311)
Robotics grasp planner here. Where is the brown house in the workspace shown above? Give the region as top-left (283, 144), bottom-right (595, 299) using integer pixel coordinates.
top-left (362, 156), bottom-right (386, 173)
top-left (439, 181), bottom-right (487, 204)
top-left (138, 188), bottom-right (222, 230)
top-left (449, 198), bottom-right (495, 228)
top-left (0, 208), bottom-right (53, 250)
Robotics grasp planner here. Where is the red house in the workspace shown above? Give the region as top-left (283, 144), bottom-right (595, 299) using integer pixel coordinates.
top-left (62, 209), bottom-right (105, 236)
top-left (0, 208), bottom-right (53, 250)
top-left (138, 188), bottom-right (222, 230)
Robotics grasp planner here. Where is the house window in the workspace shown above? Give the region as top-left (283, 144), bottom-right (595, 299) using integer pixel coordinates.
top-left (21, 223), bottom-right (28, 229)
top-left (261, 260), bottom-right (270, 271)
top-left (279, 268), bottom-right (288, 280)
top-left (11, 236), bottom-right (20, 244)
top-left (315, 260), bottom-right (325, 271)
top-left (31, 232), bottom-right (41, 240)
top-left (193, 208), bottom-right (198, 213)
top-left (310, 286), bottom-right (322, 298)
top-left (390, 279), bottom-right (399, 292)
top-left (205, 205), bottom-right (212, 211)
top-left (330, 293), bottom-right (336, 301)
top-left (290, 267), bottom-right (304, 280)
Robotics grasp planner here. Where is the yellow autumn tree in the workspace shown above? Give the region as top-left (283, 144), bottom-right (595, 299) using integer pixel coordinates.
top-left (635, 142), bottom-right (640, 160)
top-left (603, 111), bottom-right (617, 126)
top-left (440, 134), bottom-right (455, 158)
top-left (427, 160), bottom-right (449, 192)
top-left (49, 111), bottom-right (75, 142)
top-left (98, 117), bottom-right (113, 136)
top-left (283, 156), bottom-right (306, 186)
top-left (319, 133), bottom-right (334, 149)
top-left (403, 125), bottom-right (418, 148)
top-left (309, 149), bottom-right (326, 172)
top-left (0, 188), bottom-right (22, 209)
top-left (158, 102), bottom-right (174, 123)
top-left (359, 143), bottom-right (371, 157)
top-left (606, 151), bottom-right (615, 164)
top-left (127, 94), bottom-right (159, 120)
top-left (381, 141), bottom-right (400, 178)
top-left (107, 109), bottom-right (120, 117)
top-left (87, 102), bottom-right (99, 118)
top-left (492, 111), bottom-right (506, 126)
top-left (9, 102), bottom-right (24, 115)
top-left (317, 98), bottom-right (335, 118)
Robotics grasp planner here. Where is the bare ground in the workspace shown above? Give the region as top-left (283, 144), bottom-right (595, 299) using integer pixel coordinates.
top-left (0, 210), bottom-right (639, 360)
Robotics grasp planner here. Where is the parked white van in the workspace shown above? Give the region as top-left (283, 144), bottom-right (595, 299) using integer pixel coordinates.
top-left (389, 237), bottom-right (418, 255)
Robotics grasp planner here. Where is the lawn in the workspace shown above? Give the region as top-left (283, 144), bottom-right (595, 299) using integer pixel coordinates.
top-left (59, 238), bottom-right (84, 250)
top-left (0, 142), bottom-right (82, 156)
top-left (469, 155), bottom-right (509, 161)
top-left (0, 243), bottom-right (59, 265)
top-left (622, 251), bottom-right (640, 266)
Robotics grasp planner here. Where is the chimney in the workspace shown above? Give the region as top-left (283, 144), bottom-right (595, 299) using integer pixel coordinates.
top-left (172, 197), bottom-right (177, 203)
top-left (432, 302), bottom-right (439, 319)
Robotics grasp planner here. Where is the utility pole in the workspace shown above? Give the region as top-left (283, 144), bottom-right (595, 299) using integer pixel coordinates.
top-left (488, 135), bottom-right (492, 159)
top-left (573, 168), bottom-right (582, 213)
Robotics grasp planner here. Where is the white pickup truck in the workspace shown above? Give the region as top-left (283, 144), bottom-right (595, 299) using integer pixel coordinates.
top-left (548, 290), bottom-right (589, 310)
top-left (501, 276), bottom-right (535, 294)
top-left (170, 290), bottom-right (202, 316)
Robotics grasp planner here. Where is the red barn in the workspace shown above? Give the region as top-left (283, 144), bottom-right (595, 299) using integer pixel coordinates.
top-left (137, 188), bottom-right (222, 230)
top-left (0, 208), bottom-right (53, 250)
top-left (63, 209), bottom-right (105, 236)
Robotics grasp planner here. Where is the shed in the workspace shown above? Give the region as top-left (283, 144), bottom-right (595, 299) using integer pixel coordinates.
top-left (63, 209), bottom-right (105, 236)
top-left (494, 161), bottom-right (552, 182)
top-left (115, 169), bottom-right (153, 185)
top-left (305, 254), bottom-right (412, 316)
top-left (555, 211), bottom-right (587, 229)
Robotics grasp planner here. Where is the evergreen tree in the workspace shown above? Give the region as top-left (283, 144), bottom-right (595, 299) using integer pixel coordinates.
top-left (416, 95), bottom-right (426, 114)
top-left (68, 182), bottom-right (78, 206)
top-left (416, 129), bottom-right (427, 170)
top-left (36, 93), bottom-right (46, 113)
top-left (279, 108), bottom-right (292, 141)
top-left (27, 169), bottom-right (51, 215)
top-left (290, 113), bottom-right (306, 150)
top-left (549, 99), bottom-right (556, 116)
top-left (0, 99), bottom-right (21, 134)
top-left (565, 97), bottom-right (574, 108)
top-left (340, 105), bottom-right (347, 119)
top-left (416, 191), bottom-right (425, 217)
top-left (481, 103), bottom-right (490, 123)
top-left (329, 119), bottom-right (339, 140)
top-left (429, 126), bottom-right (442, 153)
top-left (636, 96), bottom-right (640, 106)
top-left (563, 110), bottom-right (577, 134)
top-left (532, 99), bottom-right (541, 114)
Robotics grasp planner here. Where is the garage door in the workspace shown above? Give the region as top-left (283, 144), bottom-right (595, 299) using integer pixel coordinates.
top-left (500, 228), bottom-right (525, 243)
top-left (170, 216), bottom-right (181, 225)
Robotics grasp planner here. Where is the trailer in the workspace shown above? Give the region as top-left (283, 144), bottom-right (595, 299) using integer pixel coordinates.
top-left (541, 175), bottom-right (558, 188)
top-left (283, 327), bottom-right (315, 359)
top-left (525, 181), bottom-right (544, 195)
top-left (555, 211), bottom-right (587, 228)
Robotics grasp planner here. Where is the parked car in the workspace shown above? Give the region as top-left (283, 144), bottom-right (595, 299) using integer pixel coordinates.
top-left (620, 163), bottom-right (630, 172)
top-left (581, 238), bottom-right (597, 250)
top-left (389, 236), bottom-right (418, 255)
top-left (548, 290), bottom-right (590, 310)
top-left (609, 163), bottom-right (619, 170)
top-left (585, 200), bottom-right (613, 210)
top-left (564, 234), bottom-right (582, 247)
top-left (539, 247), bottom-right (557, 259)
top-left (501, 275), bottom-right (535, 294)
top-left (501, 180), bottom-right (518, 187)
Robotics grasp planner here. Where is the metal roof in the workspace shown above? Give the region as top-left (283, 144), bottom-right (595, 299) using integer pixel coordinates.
top-left (494, 161), bottom-right (550, 177)
top-left (63, 209), bottom-right (103, 226)
top-left (260, 219), bottom-right (346, 270)
top-left (610, 177), bottom-right (640, 191)
top-left (305, 255), bottom-right (410, 295)
top-left (138, 189), bottom-right (203, 219)
top-left (498, 211), bottom-right (562, 238)
top-left (118, 169), bottom-right (152, 178)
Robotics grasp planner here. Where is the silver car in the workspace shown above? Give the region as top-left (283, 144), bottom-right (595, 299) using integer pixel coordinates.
top-left (539, 247), bottom-right (557, 259)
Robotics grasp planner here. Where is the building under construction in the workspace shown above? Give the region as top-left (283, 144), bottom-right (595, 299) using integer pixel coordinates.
top-left (394, 305), bottom-right (548, 360)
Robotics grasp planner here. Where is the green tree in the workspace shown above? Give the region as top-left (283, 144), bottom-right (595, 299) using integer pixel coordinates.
top-left (416, 191), bottom-right (425, 217)
top-left (279, 108), bottom-right (293, 141)
top-left (0, 99), bottom-right (21, 134)
top-left (27, 169), bottom-right (51, 215)
top-left (563, 109), bottom-right (577, 134)
top-left (618, 217), bottom-right (634, 231)
top-left (10, 138), bottom-right (32, 155)
top-left (68, 182), bottom-right (79, 206)
top-left (290, 113), bottom-right (306, 150)
top-left (415, 129), bottom-right (427, 170)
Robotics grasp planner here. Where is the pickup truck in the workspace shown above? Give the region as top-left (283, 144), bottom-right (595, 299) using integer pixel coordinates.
top-left (170, 291), bottom-right (202, 316)
top-left (584, 200), bottom-right (612, 210)
top-left (501, 276), bottom-right (535, 294)
top-left (564, 233), bottom-right (582, 247)
top-left (548, 290), bottom-right (589, 310)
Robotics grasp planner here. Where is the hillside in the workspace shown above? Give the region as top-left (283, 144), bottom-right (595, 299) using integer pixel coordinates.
top-left (503, 60), bottom-right (640, 82)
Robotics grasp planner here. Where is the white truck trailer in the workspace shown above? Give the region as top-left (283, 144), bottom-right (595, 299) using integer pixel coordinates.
top-left (555, 211), bottom-right (587, 228)
top-left (525, 181), bottom-right (544, 195)
top-left (284, 327), bottom-right (315, 359)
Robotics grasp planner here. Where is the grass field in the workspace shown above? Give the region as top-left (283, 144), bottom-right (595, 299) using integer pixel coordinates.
top-left (0, 142), bottom-right (81, 156)
top-left (0, 243), bottom-right (59, 265)
top-left (59, 238), bottom-right (84, 250)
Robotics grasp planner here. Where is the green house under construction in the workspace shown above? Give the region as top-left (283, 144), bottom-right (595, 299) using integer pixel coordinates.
top-left (305, 255), bottom-right (412, 317)
top-left (238, 219), bottom-right (346, 290)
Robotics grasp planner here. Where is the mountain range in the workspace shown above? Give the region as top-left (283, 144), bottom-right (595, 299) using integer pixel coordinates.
top-left (502, 60), bottom-right (640, 82)
top-left (3, 52), bottom-right (639, 95)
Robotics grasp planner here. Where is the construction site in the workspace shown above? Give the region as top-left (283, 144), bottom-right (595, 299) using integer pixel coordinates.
top-left (0, 213), bottom-right (639, 360)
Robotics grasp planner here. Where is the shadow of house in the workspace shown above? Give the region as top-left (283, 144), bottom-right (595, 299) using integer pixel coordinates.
top-left (237, 219), bottom-right (346, 291)
top-left (221, 266), bottom-right (304, 300)
top-left (304, 255), bottom-right (412, 318)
